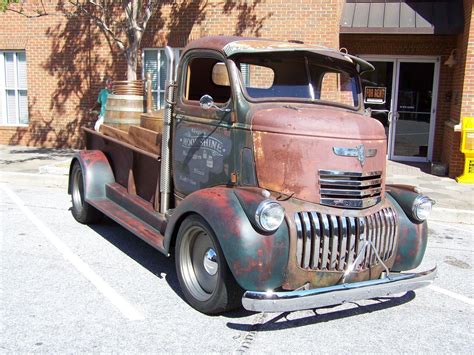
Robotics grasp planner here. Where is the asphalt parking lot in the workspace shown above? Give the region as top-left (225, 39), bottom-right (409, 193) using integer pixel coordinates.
top-left (1, 183), bottom-right (473, 353)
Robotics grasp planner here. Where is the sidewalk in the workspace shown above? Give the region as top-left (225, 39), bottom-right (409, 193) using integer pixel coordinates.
top-left (1, 144), bottom-right (473, 224)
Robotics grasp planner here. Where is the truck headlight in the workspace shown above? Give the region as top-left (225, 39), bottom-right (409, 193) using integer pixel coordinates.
top-left (412, 195), bottom-right (435, 221)
top-left (255, 200), bottom-right (285, 232)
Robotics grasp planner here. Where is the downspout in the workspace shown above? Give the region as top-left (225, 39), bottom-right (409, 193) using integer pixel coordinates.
top-left (160, 46), bottom-right (177, 214)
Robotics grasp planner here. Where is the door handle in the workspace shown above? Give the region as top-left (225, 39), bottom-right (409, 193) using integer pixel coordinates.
top-left (388, 111), bottom-right (399, 123)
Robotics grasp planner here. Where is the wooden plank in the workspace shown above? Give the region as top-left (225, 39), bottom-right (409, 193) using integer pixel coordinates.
top-left (99, 124), bottom-right (134, 145)
top-left (83, 127), bottom-right (159, 160)
top-left (128, 125), bottom-right (162, 156)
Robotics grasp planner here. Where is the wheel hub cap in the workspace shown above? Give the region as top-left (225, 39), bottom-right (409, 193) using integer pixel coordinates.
top-left (203, 248), bottom-right (218, 276)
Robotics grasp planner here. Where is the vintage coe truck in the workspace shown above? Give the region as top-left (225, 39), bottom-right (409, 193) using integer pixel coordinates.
top-left (69, 37), bottom-right (437, 314)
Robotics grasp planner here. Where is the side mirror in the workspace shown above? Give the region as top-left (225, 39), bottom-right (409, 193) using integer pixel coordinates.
top-left (199, 95), bottom-right (231, 113)
top-left (199, 94), bottom-right (215, 110)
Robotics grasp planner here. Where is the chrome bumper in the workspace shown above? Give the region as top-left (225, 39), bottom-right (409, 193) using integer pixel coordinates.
top-left (242, 266), bottom-right (437, 313)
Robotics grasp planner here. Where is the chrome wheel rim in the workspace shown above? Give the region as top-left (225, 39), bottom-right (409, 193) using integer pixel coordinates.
top-left (72, 167), bottom-right (84, 213)
top-left (179, 226), bottom-right (219, 301)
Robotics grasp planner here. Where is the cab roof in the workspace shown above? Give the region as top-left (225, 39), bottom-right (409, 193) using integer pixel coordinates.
top-left (182, 36), bottom-right (374, 73)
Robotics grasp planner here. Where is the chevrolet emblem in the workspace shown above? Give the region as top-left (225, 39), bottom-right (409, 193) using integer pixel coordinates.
top-left (333, 145), bottom-right (377, 167)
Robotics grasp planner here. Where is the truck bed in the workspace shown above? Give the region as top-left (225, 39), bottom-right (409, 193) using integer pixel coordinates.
top-left (84, 126), bottom-right (161, 211)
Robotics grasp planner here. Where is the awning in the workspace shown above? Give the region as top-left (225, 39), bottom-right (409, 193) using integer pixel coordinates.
top-left (340, 0), bottom-right (464, 35)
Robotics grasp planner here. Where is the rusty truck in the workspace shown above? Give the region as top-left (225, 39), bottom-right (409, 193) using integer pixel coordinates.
top-left (69, 36), bottom-right (437, 314)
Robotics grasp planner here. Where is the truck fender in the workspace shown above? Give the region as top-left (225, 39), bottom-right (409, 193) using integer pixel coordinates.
top-left (68, 150), bottom-right (115, 201)
top-left (386, 186), bottom-right (428, 271)
top-left (164, 187), bottom-right (290, 291)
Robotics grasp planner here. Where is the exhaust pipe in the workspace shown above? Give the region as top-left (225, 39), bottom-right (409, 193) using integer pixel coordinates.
top-left (160, 46), bottom-right (177, 214)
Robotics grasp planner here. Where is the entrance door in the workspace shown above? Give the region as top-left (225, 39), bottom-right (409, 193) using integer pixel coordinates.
top-left (361, 58), bottom-right (439, 162)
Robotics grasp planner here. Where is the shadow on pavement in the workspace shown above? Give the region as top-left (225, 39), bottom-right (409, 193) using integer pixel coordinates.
top-left (226, 291), bottom-right (416, 331)
top-left (86, 216), bottom-right (255, 319)
top-left (88, 217), bottom-right (182, 296)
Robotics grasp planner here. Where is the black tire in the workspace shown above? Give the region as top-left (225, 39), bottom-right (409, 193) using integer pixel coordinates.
top-left (175, 215), bottom-right (243, 314)
top-left (70, 161), bottom-right (103, 224)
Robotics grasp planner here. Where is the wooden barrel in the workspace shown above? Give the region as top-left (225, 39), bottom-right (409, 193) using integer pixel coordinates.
top-left (104, 94), bottom-right (144, 131)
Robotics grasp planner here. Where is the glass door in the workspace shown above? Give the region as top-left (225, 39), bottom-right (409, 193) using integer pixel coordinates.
top-left (361, 60), bottom-right (396, 153)
top-left (391, 61), bottom-right (437, 161)
top-left (362, 58), bottom-right (439, 162)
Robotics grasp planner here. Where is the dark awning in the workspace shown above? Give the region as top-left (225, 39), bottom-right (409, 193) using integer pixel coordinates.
top-left (340, 0), bottom-right (464, 35)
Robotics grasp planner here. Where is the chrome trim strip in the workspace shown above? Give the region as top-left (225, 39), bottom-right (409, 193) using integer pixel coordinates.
top-left (320, 196), bottom-right (381, 209)
top-left (329, 215), bottom-right (339, 270)
top-left (295, 213), bottom-right (303, 267)
top-left (319, 178), bottom-right (382, 187)
top-left (321, 187), bottom-right (382, 197)
top-left (338, 217), bottom-right (348, 271)
top-left (310, 212), bottom-right (320, 269)
top-left (321, 214), bottom-right (330, 270)
top-left (302, 212), bottom-right (312, 269)
top-left (347, 217), bottom-right (356, 266)
top-left (319, 170), bottom-right (382, 177)
top-left (242, 267), bottom-right (437, 313)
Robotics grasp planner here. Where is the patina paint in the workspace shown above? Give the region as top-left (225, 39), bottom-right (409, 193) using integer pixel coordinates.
top-left (386, 193), bottom-right (428, 271)
top-left (251, 105), bottom-right (387, 204)
top-left (164, 186), bottom-right (289, 291)
top-left (69, 150), bottom-right (115, 201)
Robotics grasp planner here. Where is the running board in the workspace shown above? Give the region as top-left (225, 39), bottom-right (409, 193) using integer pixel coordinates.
top-left (105, 182), bottom-right (166, 233)
top-left (88, 197), bottom-right (166, 254)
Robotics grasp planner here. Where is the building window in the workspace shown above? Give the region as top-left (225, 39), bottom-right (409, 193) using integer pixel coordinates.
top-left (0, 51), bottom-right (28, 125)
top-left (143, 48), bottom-right (181, 110)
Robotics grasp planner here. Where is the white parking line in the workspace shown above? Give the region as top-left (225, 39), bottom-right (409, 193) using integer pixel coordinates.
top-left (429, 285), bottom-right (474, 306)
top-left (429, 220), bottom-right (474, 234)
top-left (1, 184), bottom-right (145, 321)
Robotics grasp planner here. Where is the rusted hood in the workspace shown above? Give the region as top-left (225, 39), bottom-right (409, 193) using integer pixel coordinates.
top-left (250, 104), bottom-right (387, 205)
top-left (250, 104), bottom-right (385, 140)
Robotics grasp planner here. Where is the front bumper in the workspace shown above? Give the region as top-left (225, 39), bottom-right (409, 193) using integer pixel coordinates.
top-left (242, 266), bottom-right (437, 313)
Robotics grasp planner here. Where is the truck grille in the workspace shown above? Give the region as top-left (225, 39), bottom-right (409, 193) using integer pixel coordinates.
top-left (319, 170), bottom-right (383, 209)
top-left (294, 207), bottom-right (398, 271)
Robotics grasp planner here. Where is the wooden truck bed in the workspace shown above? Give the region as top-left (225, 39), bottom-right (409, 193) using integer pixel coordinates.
top-left (84, 126), bottom-right (162, 212)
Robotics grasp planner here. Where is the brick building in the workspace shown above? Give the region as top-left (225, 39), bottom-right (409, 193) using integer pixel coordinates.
top-left (0, 0), bottom-right (472, 178)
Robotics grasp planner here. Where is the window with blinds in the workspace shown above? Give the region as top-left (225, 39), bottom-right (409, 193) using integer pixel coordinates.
top-left (143, 48), bottom-right (181, 110)
top-left (0, 51), bottom-right (28, 125)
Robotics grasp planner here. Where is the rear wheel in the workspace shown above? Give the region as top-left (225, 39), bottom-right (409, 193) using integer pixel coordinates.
top-left (70, 161), bottom-right (103, 224)
top-left (175, 215), bottom-right (242, 314)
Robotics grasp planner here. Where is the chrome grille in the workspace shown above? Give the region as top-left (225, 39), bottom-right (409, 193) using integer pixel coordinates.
top-left (319, 170), bottom-right (383, 209)
top-left (294, 207), bottom-right (398, 271)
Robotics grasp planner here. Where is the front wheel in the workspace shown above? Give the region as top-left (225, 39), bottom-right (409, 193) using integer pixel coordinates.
top-left (175, 215), bottom-right (243, 314)
top-left (70, 161), bottom-right (103, 224)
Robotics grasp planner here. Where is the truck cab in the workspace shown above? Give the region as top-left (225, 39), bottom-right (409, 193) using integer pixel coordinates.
top-left (69, 36), bottom-right (436, 314)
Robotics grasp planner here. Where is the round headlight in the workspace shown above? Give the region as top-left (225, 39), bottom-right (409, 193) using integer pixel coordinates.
top-left (412, 195), bottom-right (435, 221)
top-left (255, 200), bottom-right (285, 232)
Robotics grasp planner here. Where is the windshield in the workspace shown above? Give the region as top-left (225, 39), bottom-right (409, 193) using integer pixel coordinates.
top-left (233, 52), bottom-right (361, 109)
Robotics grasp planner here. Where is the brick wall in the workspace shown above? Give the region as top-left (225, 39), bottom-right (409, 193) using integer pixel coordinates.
top-left (0, 0), bottom-right (342, 148)
top-left (442, 0), bottom-right (473, 178)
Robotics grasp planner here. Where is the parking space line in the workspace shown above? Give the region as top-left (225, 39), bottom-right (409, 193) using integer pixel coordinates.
top-left (429, 285), bottom-right (474, 306)
top-left (1, 184), bottom-right (145, 321)
top-left (429, 221), bottom-right (474, 234)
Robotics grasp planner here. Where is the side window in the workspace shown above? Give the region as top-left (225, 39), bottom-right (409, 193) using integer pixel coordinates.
top-left (184, 57), bottom-right (231, 104)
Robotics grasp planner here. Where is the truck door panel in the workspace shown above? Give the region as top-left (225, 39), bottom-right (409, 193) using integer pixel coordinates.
top-left (173, 53), bottom-right (234, 196)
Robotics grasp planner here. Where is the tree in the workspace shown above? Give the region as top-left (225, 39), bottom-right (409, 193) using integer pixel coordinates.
top-left (2, 0), bottom-right (166, 81)
top-left (63, 1), bottom-right (170, 81)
